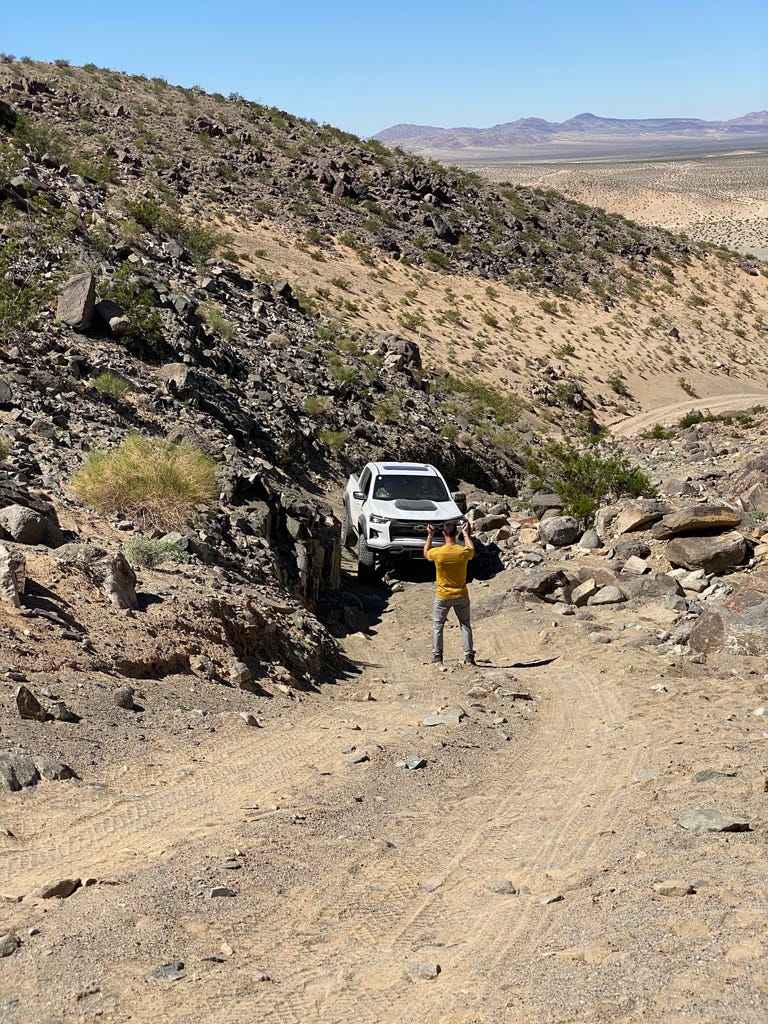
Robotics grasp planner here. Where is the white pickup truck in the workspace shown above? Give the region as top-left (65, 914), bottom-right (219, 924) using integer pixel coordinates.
top-left (342, 461), bottom-right (465, 578)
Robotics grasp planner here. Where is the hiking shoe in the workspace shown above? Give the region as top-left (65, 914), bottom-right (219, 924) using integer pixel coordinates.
top-left (464, 654), bottom-right (476, 666)
top-left (431, 654), bottom-right (443, 664)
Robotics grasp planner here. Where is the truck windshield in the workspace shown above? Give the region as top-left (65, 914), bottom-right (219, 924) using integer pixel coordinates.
top-left (372, 474), bottom-right (450, 502)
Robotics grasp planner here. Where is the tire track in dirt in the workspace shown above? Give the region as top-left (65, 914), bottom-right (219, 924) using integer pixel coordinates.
top-left (240, 607), bottom-right (592, 1023)
top-left (0, 712), bottom-right (342, 892)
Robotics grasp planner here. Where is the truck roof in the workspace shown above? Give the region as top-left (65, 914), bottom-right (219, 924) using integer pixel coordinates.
top-left (372, 462), bottom-right (439, 475)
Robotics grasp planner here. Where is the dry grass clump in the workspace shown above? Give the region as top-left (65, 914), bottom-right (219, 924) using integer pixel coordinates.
top-left (72, 434), bottom-right (218, 528)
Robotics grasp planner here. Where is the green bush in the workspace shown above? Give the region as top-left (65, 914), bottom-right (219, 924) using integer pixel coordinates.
top-left (642, 423), bottom-right (675, 440)
top-left (103, 267), bottom-right (168, 349)
top-left (93, 371), bottom-right (129, 398)
top-left (318, 428), bottom-right (348, 449)
top-left (123, 536), bottom-right (191, 568)
top-left (0, 242), bottom-right (43, 342)
top-left (528, 439), bottom-right (656, 520)
top-left (72, 434), bottom-right (218, 528)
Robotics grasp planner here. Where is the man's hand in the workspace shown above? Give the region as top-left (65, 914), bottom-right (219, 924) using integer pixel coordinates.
top-left (423, 522), bottom-right (435, 558)
top-left (461, 519), bottom-right (475, 555)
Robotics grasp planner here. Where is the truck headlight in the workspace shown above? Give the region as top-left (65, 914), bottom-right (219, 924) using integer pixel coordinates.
top-left (369, 514), bottom-right (390, 524)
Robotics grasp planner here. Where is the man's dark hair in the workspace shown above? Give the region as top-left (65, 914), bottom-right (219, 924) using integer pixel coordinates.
top-left (442, 519), bottom-right (458, 538)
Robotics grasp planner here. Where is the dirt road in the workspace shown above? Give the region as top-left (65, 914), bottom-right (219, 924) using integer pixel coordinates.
top-left (2, 561), bottom-right (767, 1022)
top-left (610, 391), bottom-right (768, 437)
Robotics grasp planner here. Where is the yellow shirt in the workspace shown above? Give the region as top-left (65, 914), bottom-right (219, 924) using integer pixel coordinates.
top-left (426, 543), bottom-right (474, 600)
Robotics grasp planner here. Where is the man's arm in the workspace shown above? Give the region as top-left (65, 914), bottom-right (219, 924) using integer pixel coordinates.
top-left (461, 521), bottom-right (475, 557)
top-left (423, 523), bottom-right (435, 558)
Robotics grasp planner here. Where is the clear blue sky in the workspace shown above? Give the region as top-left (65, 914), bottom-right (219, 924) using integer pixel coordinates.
top-left (2, 1), bottom-right (766, 136)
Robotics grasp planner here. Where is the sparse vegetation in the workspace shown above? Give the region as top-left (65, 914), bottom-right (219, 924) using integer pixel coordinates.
top-left (123, 536), bottom-right (191, 568)
top-left (72, 434), bottom-right (218, 528)
top-left (93, 371), bottom-right (130, 399)
top-left (528, 438), bottom-right (656, 520)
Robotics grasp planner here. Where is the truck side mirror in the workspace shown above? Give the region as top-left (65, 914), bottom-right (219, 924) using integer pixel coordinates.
top-left (353, 490), bottom-right (366, 501)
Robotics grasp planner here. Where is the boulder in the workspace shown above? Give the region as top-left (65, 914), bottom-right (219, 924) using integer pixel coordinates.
top-left (688, 585), bottom-right (768, 655)
top-left (619, 573), bottom-right (685, 602)
top-left (666, 531), bottom-right (746, 573)
top-left (57, 273), bottom-right (96, 331)
top-left (530, 493), bottom-right (562, 516)
top-left (15, 686), bottom-right (47, 722)
top-left (588, 585), bottom-right (626, 606)
top-left (95, 298), bottom-right (136, 337)
top-left (538, 516), bottom-right (580, 547)
top-left (614, 499), bottom-right (669, 535)
top-left (571, 578), bottom-right (599, 606)
top-left (0, 98), bottom-right (18, 130)
top-left (653, 503), bottom-right (742, 540)
top-left (0, 503), bottom-right (64, 547)
top-left (613, 538), bottom-right (651, 560)
top-left (511, 567), bottom-right (570, 601)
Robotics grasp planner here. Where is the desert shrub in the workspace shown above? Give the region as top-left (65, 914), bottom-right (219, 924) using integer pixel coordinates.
top-left (303, 395), bottom-right (333, 417)
top-left (442, 375), bottom-right (523, 426)
top-left (607, 373), bottom-right (631, 398)
top-left (199, 302), bottom-right (235, 340)
top-left (103, 268), bottom-right (163, 347)
top-left (0, 435), bottom-right (9, 462)
top-left (93, 371), bottom-right (129, 398)
top-left (72, 434), bottom-right (218, 528)
top-left (328, 358), bottom-right (356, 383)
top-left (527, 439), bottom-right (656, 520)
top-left (123, 198), bottom-right (228, 266)
top-left (318, 428), bottom-right (348, 449)
top-left (123, 536), bottom-right (191, 568)
top-left (0, 242), bottom-right (43, 342)
top-left (642, 423), bottom-right (675, 440)
top-left (424, 249), bottom-right (450, 270)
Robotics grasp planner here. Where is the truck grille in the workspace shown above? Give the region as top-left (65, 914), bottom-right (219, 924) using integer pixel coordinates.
top-left (390, 519), bottom-right (445, 541)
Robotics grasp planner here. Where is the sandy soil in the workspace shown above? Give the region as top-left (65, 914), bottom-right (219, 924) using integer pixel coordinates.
top-left (468, 152), bottom-right (768, 261)
top-left (3, 548), bottom-right (767, 1023)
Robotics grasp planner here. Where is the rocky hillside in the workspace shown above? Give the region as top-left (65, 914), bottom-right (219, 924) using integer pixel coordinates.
top-left (1, 58), bottom-right (768, 694)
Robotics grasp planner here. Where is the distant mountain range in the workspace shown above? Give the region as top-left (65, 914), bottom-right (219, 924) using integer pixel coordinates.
top-left (373, 112), bottom-right (768, 160)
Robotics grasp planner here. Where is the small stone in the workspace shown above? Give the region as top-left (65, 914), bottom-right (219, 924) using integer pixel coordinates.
top-left (653, 880), bottom-right (696, 896)
top-left (15, 685), bottom-right (47, 722)
top-left (674, 808), bottom-right (752, 834)
top-left (422, 712), bottom-right (463, 727)
top-left (148, 961), bottom-right (185, 981)
top-left (40, 878), bottom-right (81, 899)
top-left (419, 878), bottom-right (444, 892)
top-left (208, 886), bottom-right (236, 898)
top-left (0, 932), bottom-right (20, 957)
top-left (348, 751), bottom-right (369, 764)
top-left (239, 712), bottom-right (261, 728)
top-left (539, 893), bottom-right (564, 905)
top-left (485, 879), bottom-right (517, 895)
top-left (49, 701), bottom-right (80, 723)
top-left (113, 686), bottom-right (135, 710)
top-left (406, 961), bottom-right (440, 980)
top-left (403, 756), bottom-right (427, 770)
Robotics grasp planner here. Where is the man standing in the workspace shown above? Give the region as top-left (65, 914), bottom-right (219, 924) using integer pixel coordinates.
top-left (423, 519), bottom-right (475, 665)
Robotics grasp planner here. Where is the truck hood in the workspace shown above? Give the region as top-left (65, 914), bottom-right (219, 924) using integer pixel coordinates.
top-left (369, 497), bottom-right (461, 519)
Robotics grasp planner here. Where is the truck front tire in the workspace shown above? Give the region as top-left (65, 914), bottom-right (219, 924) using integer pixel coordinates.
top-left (358, 533), bottom-right (376, 580)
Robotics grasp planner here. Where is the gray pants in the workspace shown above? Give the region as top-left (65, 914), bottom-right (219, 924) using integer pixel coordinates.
top-left (432, 596), bottom-right (473, 658)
